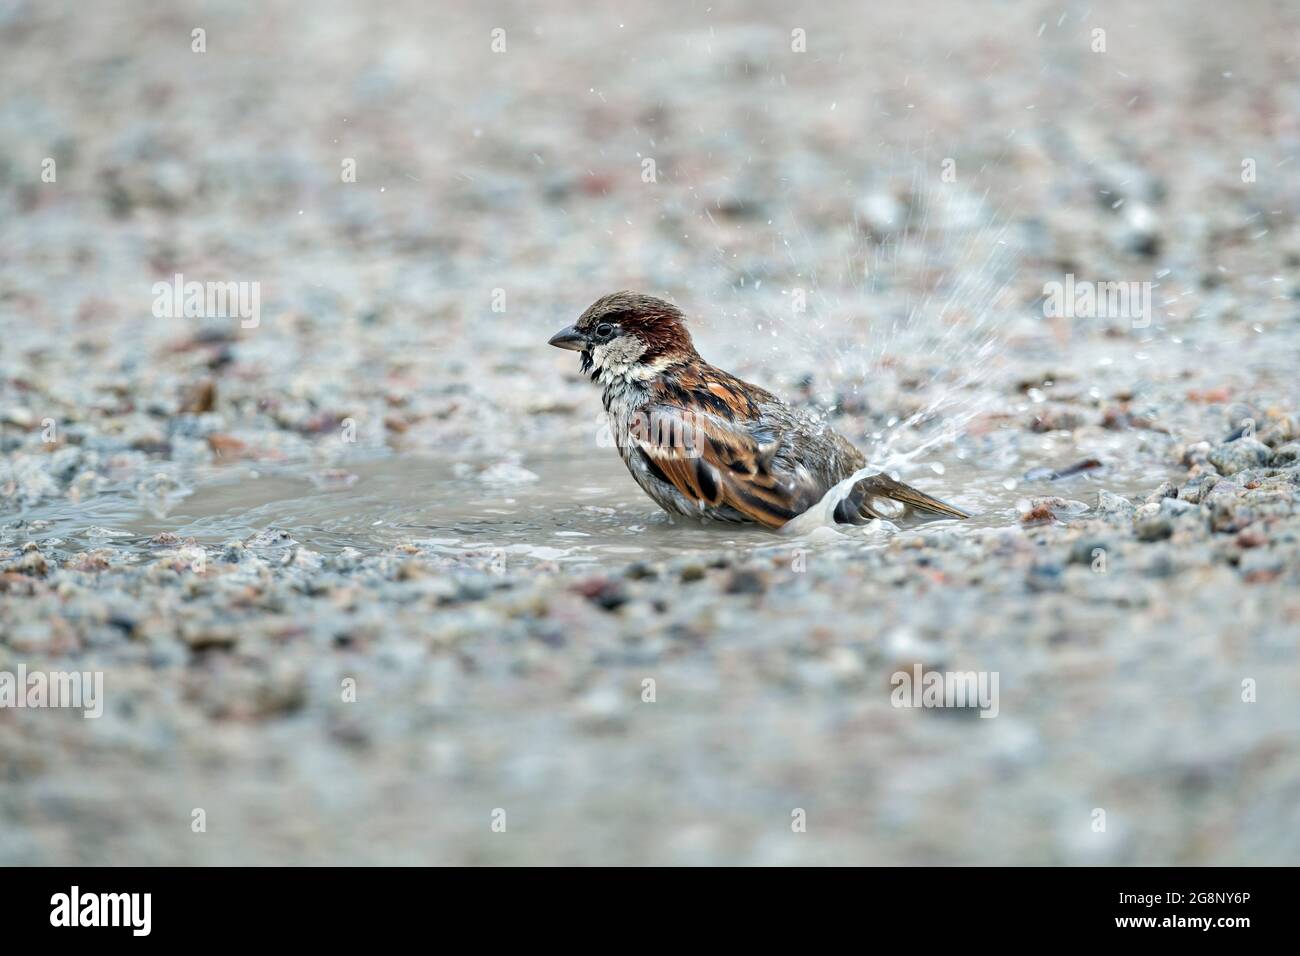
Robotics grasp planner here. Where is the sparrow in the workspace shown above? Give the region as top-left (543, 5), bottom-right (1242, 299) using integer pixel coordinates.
top-left (548, 291), bottom-right (969, 530)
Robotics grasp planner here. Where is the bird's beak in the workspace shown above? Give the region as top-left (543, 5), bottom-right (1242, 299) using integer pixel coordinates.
top-left (548, 325), bottom-right (587, 351)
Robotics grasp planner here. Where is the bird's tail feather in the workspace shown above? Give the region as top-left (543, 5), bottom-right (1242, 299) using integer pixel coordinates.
top-left (853, 473), bottom-right (970, 520)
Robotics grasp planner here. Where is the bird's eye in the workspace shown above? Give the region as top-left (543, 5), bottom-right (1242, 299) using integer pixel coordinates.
top-left (595, 323), bottom-right (614, 339)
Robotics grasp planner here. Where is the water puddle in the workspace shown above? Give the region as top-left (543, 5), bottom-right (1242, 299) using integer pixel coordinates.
top-left (9, 438), bottom-right (1174, 568)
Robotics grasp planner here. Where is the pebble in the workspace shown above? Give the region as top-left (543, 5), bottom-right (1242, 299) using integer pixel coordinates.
top-left (1, 408), bottom-right (35, 428)
top-left (1157, 497), bottom-right (1197, 519)
top-left (1179, 474), bottom-right (1219, 504)
top-left (1272, 442), bottom-right (1300, 465)
top-left (573, 686), bottom-right (629, 733)
top-left (1208, 438), bottom-right (1273, 476)
top-left (725, 569), bottom-right (767, 594)
top-left (1134, 511), bottom-right (1174, 542)
top-left (1068, 538), bottom-right (1111, 566)
top-left (1145, 481), bottom-right (1178, 503)
top-left (1096, 490), bottom-right (1136, 518)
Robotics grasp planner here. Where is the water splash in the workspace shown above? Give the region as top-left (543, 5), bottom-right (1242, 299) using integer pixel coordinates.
top-left (714, 151), bottom-right (1021, 477)
top-left (777, 464), bottom-right (905, 537)
top-left (709, 150), bottom-right (1023, 532)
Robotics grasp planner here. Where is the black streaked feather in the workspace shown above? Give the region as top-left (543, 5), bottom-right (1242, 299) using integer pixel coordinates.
top-left (637, 446), bottom-right (671, 485)
top-left (695, 460), bottom-right (719, 502)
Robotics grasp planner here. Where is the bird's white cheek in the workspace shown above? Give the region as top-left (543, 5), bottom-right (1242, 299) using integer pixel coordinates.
top-left (592, 336), bottom-right (647, 377)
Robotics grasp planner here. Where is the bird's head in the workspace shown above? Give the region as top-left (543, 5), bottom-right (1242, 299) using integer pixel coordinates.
top-left (549, 291), bottom-right (696, 380)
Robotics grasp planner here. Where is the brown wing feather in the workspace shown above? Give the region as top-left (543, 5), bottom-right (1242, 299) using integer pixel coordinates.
top-left (633, 405), bottom-right (804, 529)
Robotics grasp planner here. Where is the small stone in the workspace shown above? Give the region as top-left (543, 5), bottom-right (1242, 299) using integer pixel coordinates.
top-left (1030, 408), bottom-right (1086, 433)
top-left (825, 646), bottom-right (866, 682)
top-left (573, 686), bottom-right (628, 733)
top-left (1208, 438), bottom-right (1272, 476)
top-left (395, 559), bottom-right (431, 581)
top-left (1204, 480), bottom-right (1241, 505)
top-left (330, 547), bottom-right (365, 571)
top-left (208, 434), bottom-right (248, 460)
top-left (1271, 442), bottom-right (1300, 465)
top-left (245, 528), bottom-right (295, 551)
top-left (725, 569), bottom-right (767, 594)
top-left (451, 580), bottom-right (489, 602)
top-left (1235, 529), bottom-right (1267, 549)
top-left (1209, 499), bottom-right (1254, 534)
top-left (1181, 441), bottom-right (1212, 467)
top-left (1258, 417), bottom-right (1296, 448)
top-left (1114, 204), bottom-right (1162, 257)
top-left (290, 547), bottom-right (324, 570)
top-left (180, 626), bottom-right (239, 650)
top-left (1134, 511), bottom-right (1174, 541)
top-left (107, 614), bottom-right (139, 637)
top-left (65, 550), bottom-right (113, 572)
top-left (1144, 553), bottom-right (1177, 578)
top-left (1068, 538), bottom-right (1111, 566)
top-left (9, 549), bottom-right (49, 576)
top-left (180, 379), bottom-right (217, 414)
top-left (1023, 496), bottom-right (1088, 516)
top-left (1020, 504), bottom-right (1057, 527)
top-left (1, 407), bottom-right (35, 428)
top-left (573, 577), bottom-right (628, 611)
top-left (1026, 560), bottom-right (1064, 591)
top-left (1096, 490), bottom-right (1136, 518)
top-left (1145, 481), bottom-right (1178, 504)
top-left (1158, 497), bottom-right (1197, 519)
top-left (1180, 474), bottom-right (1220, 504)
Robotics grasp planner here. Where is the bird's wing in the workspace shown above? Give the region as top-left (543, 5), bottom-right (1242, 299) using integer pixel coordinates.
top-left (628, 404), bottom-right (816, 528)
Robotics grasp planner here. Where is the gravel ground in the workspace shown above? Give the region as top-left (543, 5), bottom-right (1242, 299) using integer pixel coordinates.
top-left (1, 0), bottom-right (1299, 864)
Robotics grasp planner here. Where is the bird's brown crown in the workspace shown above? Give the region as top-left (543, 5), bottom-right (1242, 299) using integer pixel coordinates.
top-left (576, 291), bottom-right (696, 361)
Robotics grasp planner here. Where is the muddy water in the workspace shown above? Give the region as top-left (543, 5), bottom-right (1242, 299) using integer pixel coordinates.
top-left (12, 437), bottom-right (1173, 568)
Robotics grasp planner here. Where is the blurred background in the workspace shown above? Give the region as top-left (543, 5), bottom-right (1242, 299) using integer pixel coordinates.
top-left (1, 0), bottom-right (1298, 864)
